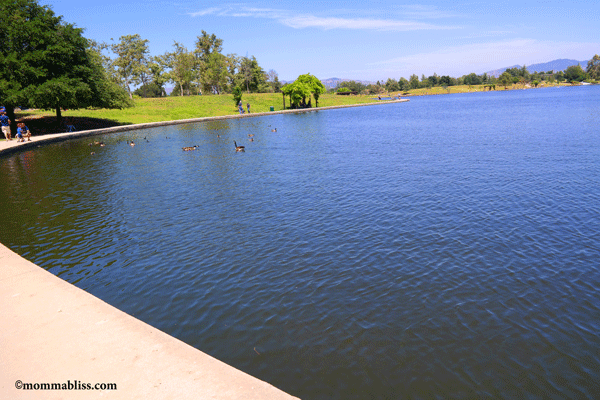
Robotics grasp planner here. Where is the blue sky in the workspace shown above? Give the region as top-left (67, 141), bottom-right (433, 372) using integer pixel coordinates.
top-left (49, 0), bottom-right (599, 82)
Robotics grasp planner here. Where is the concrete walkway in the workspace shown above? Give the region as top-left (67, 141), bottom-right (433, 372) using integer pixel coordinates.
top-left (0, 243), bottom-right (298, 399)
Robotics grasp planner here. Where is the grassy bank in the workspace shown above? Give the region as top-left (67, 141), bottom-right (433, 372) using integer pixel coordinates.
top-left (2, 93), bottom-right (380, 138)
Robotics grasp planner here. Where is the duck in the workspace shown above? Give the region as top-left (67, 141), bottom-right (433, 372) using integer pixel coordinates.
top-left (129, 141), bottom-right (135, 146)
top-left (182, 145), bottom-right (199, 151)
top-left (249, 138), bottom-right (254, 142)
top-left (271, 128), bottom-right (277, 132)
top-left (234, 141), bottom-right (245, 152)
top-left (248, 134), bottom-right (254, 137)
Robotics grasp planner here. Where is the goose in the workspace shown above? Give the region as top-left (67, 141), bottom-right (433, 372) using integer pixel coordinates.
top-left (234, 141), bottom-right (245, 152)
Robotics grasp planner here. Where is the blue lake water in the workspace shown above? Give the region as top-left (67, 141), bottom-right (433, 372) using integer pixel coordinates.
top-left (1, 86), bottom-right (600, 399)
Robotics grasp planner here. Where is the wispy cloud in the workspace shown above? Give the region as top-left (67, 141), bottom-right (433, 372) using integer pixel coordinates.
top-left (368, 39), bottom-right (597, 77)
top-left (188, 6), bottom-right (459, 31)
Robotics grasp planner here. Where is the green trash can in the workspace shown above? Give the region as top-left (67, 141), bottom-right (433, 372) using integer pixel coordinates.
top-left (269, 106), bottom-right (274, 112)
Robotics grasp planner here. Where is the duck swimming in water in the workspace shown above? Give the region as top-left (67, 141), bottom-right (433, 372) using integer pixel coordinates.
top-left (182, 145), bottom-right (199, 151)
top-left (234, 141), bottom-right (245, 152)
top-left (271, 128), bottom-right (277, 132)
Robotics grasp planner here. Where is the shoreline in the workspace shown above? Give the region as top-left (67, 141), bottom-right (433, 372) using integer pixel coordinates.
top-left (0, 99), bottom-right (408, 156)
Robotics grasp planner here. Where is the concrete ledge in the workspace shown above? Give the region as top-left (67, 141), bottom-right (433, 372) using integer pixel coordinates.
top-left (0, 99), bottom-right (408, 156)
top-left (0, 243), bottom-right (299, 399)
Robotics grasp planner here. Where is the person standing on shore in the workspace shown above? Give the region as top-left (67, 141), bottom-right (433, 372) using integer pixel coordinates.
top-left (1, 112), bottom-right (11, 140)
top-left (238, 100), bottom-right (244, 114)
top-left (247, 103), bottom-right (250, 113)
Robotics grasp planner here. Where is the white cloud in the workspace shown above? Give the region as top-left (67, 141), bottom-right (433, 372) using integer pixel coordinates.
top-left (188, 6), bottom-right (459, 31)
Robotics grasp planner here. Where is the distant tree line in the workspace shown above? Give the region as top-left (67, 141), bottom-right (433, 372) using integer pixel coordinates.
top-left (335, 55), bottom-right (600, 94)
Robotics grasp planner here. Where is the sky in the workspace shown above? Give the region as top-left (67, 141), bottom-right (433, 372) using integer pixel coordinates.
top-left (48, 0), bottom-right (599, 82)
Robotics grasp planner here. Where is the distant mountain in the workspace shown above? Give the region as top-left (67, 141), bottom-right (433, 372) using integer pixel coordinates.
top-left (485, 58), bottom-right (590, 77)
top-left (320, 77), bottom-right (375, 89)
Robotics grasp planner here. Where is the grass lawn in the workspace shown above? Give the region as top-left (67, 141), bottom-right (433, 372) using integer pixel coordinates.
top-left (3, 93), bottom-right (380, 138)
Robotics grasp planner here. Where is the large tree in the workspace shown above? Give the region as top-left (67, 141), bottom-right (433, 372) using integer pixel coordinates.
top-left (0, 0), bottom-right (131, 129)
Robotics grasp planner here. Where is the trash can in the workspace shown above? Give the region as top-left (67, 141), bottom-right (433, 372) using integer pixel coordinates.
top-left (270, 106), bottom-right (274, 112)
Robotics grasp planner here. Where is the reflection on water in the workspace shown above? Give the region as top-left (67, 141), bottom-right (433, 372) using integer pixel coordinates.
top-left (1, 86), bottom-right (600, 399)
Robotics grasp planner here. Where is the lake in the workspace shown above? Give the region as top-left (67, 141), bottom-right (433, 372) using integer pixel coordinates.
top-left (1, 85), bottom-right (599, 399)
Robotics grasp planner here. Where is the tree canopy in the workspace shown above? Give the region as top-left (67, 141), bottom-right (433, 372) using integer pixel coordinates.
top-left (282, 73), bottom-right (326, 108)
top-left (0, 0), bottom-right (131, 127)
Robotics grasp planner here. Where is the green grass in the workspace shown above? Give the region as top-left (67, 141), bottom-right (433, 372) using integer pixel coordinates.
top-left (17, 93), bottom-right (381, 126)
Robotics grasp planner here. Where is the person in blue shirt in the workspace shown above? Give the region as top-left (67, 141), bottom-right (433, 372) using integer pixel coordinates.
top-left (16, 122), bottom-right (31, 142)
top-left (1, 112), bottom-right (11, 140)
top-left (16, 124), bottom-right (24, 142)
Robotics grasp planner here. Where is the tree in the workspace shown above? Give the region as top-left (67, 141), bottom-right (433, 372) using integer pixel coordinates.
top-left (463, 73), bottom-right (482, 85)
top-left (148, 55), bottom-right (169, 97)
top-left (194, 31), bottom-right (226, 93)
top-left (336, 80), bottom-right (366, 93)
top-left (498, 72), bottom-right (513, 89)
top-left (296, 73), bottom-right (326, 107)
top-left (267, 69), bottom-right (282, 93)
top-left (282, 81), bottom-right (311, 108)
top-left (564, 65), bottom-right (586, 83)
top-left (586, 54), bottom-right (600, 80)
top-left (385, 78), bottom-right (399, 92)
top-left (111, 34), bottom-right (150, 99)
top-left (398, 77), bottom-right (409, 91)
top-left (204, 52), bottom-right (229, 94)
top-left (165, 42), bottom-right (195, 96)
top-left (0, 0), bottom-right (131, 129)
top-left (409, 74), bottom-right (420, 89)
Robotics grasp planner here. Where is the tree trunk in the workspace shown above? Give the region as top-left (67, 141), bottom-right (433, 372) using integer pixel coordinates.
top-left (55, 106), bottom-right (62, 128)
top-left (282, 93), bottom-right (285, 109)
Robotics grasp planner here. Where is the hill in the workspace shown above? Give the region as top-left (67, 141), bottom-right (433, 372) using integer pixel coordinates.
top-left (486, 58), bottom-right (590, 77)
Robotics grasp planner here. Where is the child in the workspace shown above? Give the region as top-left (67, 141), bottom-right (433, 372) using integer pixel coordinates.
top-left (22, 123), bottom-right (31, 141)
top-left (16, 123), bottom-right (31, 142)
top-left (16, 123), bottom-right (24, 142)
